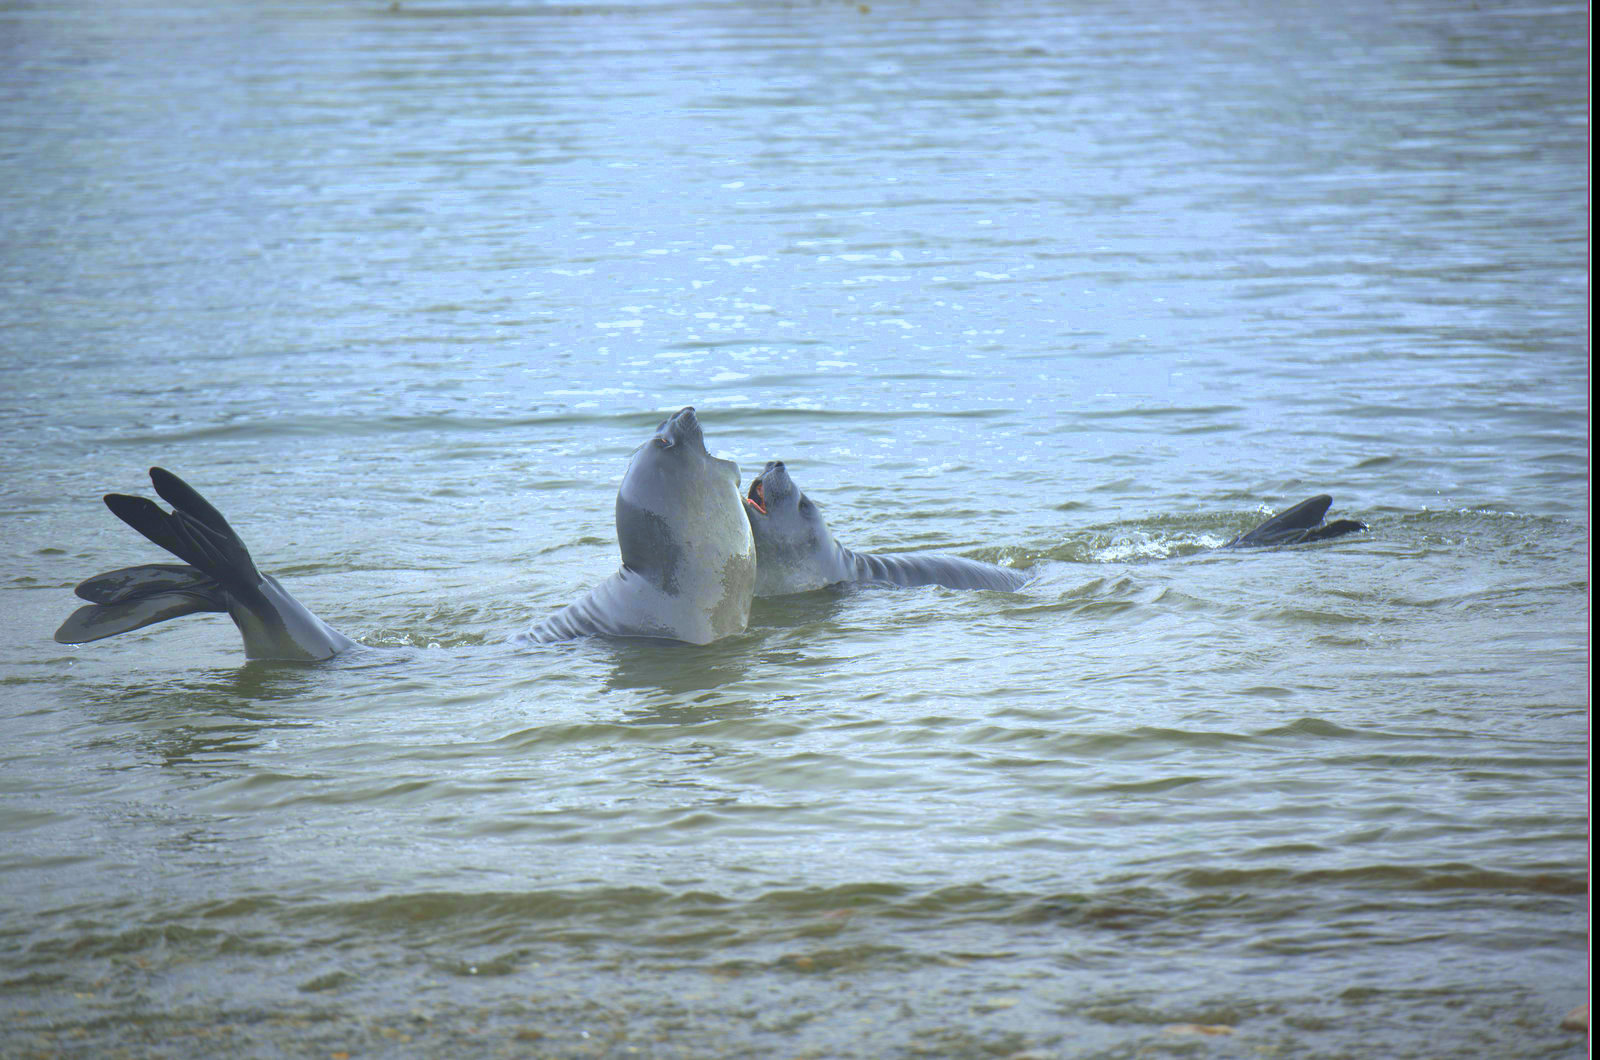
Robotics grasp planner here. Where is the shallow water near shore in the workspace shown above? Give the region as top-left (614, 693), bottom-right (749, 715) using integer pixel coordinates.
top-left (0, 0), bottom-right (1589, 1056)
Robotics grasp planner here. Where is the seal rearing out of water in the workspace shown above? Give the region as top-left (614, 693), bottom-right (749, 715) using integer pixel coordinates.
top-left (527, 406), bottom-right (756, 644)
top-left (54, 408), bottom-right (757, 657)
top-left (742, 460), bottom-right (1029, 597)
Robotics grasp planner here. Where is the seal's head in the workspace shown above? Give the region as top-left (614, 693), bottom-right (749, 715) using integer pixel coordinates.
top-left (621, 407), bottom-right (733, 506)
top-left (743, 460), bottom-right (843, 596)
top-left (743, 459), bottom-right (807, 526)
top-left (613, 407), bottom-right (755, 635)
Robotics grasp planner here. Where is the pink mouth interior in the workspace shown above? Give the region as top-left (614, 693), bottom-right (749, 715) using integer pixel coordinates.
top-left (744, 479), bottom-right (767, 515)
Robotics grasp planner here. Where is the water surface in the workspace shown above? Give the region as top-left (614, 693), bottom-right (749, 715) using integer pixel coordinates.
top-left (0, 0), bottom-right (1588, 1056)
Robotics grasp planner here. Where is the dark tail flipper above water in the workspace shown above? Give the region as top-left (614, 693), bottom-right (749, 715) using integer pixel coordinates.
top-left (1224, 494), bottom-right (1367, 549)
top-left (55, 563), bottom-right (227, 644)
top-left (54, 468), bottom-right (356, 662)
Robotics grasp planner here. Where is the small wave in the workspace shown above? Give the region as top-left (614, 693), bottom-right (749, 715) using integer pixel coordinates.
top-left (1256, 717), bottom-right (1382, 740)
top-left (1170, 863), bottom-right (1586, 896)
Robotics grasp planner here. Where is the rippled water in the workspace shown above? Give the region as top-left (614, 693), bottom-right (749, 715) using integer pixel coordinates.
top-left (1, 0), bottom-right (1588, 1056)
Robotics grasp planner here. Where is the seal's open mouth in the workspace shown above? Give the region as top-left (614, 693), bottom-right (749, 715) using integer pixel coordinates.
top-left (744, 477), bottom-right (767, 515)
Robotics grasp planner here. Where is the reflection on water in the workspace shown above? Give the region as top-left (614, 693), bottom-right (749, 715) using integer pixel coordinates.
top-left (598, 636), bottom-right (757, 704)
top-left (79, 670), bottom-right (322, 764)
top-left (748, 588), bottom-right (853, 633)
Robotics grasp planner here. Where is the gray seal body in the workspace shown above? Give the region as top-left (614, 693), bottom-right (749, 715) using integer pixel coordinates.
top-left (741, 460), bottom-right (1028, 597)
top-left (527, 407), bottom-right (757, 644)
top-left (54, 468), bottom-right (355, 662)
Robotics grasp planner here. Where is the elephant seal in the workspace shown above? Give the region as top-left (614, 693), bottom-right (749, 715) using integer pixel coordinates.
top-left (54, 467), bottom-right (356, 662)
top-left (741, 460), bottom-right (1029, 597)
top-left (741, 462), bottom-right (1367, 597)
top-left (527, 407), bottom-right (756, 644)
top-left (1222, 494), bottom-right (1366, 548)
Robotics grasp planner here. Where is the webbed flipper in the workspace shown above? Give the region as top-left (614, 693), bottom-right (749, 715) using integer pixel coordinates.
top-left (1226, 495), bottom-right (1367, 548)
top-left (54, 469), bottom-right (354, 661)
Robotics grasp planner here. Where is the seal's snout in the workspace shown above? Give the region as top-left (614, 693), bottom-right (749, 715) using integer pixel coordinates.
top-left (656, 406), bottom-right (704, 450)
top-left (674, 406), bottom-right (702, 436)
top-left (667, 406), bottom-right (698, 436)
top-left (747, 460), bottom-right (798, 517)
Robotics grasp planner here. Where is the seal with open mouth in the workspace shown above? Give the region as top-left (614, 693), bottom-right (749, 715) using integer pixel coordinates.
top-left (742, 460), bottom-right (1030, 597)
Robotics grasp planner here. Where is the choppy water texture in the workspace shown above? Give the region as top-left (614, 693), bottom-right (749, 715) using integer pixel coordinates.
top-left (0, 0), bottom-right (1589, 1056)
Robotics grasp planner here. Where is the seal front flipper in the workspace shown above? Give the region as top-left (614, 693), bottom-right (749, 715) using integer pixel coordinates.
top-left (54, 468), bottom-right (356, 661)
top-left (1225, 494), bottom-right (1367, 548)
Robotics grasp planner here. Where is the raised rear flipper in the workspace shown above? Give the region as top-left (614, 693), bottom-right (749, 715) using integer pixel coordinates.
top-left (1224, 495), bottom-right (1367, 548)
top-left (56, 563), bottom-right (227, 643)
top-left (54, 468), bottom-right (356, 661)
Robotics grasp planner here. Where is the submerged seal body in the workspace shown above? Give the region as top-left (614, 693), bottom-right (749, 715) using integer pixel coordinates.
top-left (528, 407), bottom-right (756, 644)
top-left (53, 467), bottom-right (355, 662)
top-left (741, 460), bottom-right (1029, 597)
